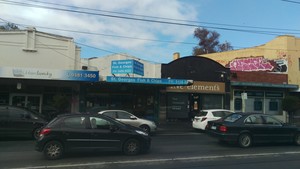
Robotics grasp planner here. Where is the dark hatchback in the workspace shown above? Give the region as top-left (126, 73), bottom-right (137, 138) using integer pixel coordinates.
top-left (0, 105), bottom-right (47, 139)
top-left (206, 112), bottom-right (300, 148)
top-left (35, 113), bottom-right (151, 160)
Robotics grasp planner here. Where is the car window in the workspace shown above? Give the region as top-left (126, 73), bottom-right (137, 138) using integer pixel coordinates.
top-left (63, 116), bottom-right (86, 129)
top-left (9, 108), bottom-right (30, 119)
top-left (89, 117), bottom-right (112, 130)
top-left (117, 111), bottom-right (131, 119)
top-left (224, 113), bottom-right (242, 122)
top-left (212, 111), bottom-right (232, 117)
top-left (244, 115), bottom-right (263, 124)
top-left (263, 116), bottom-right (282, 125)
top-left (103, 111), bottom-right (117, 118)
top-left (196, 111), bottom-right (208, 116)
top-left (224, 111), bottom-right (233, 117)
top-left (0, 106), bottom-right (9, 118)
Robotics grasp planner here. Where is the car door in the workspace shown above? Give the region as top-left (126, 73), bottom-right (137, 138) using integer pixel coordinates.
top-left (261, 115), bottom-right (293, 142)
top-left (88, 116), bottom-right (123, 151)
top-left (60, 116), bottom-right (91, 150)
top-left (8, 107), bottom-right (35, 137)
top-left (116, 111), bottom-right (139, 127)
top-left (244, 115), bottom-right (271, 143)
top-left (0, 106), bottom-right (10, 137)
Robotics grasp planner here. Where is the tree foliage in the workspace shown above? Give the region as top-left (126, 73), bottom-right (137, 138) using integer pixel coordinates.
top-left (0, 23), bottom-right (20, 31)
top-left (282, 96), bottom-right (300, 123)
top-left (282, 96), bottom-right (300, 113)
top-left (193, 28), bottom-right (233, 55)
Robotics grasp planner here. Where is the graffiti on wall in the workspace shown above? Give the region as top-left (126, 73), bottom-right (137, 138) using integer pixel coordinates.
top-left (228, 56), bottom-right (288, 72)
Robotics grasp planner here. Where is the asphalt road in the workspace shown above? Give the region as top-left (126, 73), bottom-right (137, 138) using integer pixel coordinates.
top-left (1, 130), bottom-right (300, 169)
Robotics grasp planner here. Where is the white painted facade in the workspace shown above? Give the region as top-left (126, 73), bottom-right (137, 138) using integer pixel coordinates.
top-left (0, 28), bottom-right (83, 115)
top-left (0, 27), bottom-right (81, 70)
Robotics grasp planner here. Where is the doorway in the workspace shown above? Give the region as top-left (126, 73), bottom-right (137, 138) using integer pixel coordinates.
top-left (9, 94), bottom-right (42, 113)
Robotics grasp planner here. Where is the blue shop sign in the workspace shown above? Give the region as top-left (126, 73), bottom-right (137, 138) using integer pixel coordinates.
top-left (111, 60), bottom-right (144, 76)
top-left (0, 67), bottom-right (99, 82)
top-left (63, 70), bottom-right (99, 82)
top-left (106, 76), bottom-right (192, 85)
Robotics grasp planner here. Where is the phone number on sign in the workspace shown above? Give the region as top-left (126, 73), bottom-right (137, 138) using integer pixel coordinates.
top-left (67, 72), bottom-right (97, 79)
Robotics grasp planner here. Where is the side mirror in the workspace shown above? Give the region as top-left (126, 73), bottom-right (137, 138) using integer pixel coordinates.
top-left (130, 115), bottom-right (137, 120)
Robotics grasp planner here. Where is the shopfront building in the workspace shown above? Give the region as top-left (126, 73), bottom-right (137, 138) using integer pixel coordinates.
top-left (82, 54), bottom-right (191, 122)
top-left (0, 28), bottom-right (99, 119)
top-left (161, 56), bottom-right (231, 120)
top-left (0, 67), bottom-right (99, 120)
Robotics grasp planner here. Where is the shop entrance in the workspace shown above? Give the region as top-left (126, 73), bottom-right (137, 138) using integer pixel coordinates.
top-left (9, 94), bottom-right (42, 112)
top-left (189, 94), bottom-right (201, 118)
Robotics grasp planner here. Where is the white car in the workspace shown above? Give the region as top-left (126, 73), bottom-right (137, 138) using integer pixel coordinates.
top-left (98, 110), bottom-right (157, 133)
top-left (192, 109), bottom-right (234, 131)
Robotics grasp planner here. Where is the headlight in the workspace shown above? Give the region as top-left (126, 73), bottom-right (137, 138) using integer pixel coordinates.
top-left (136, 130), bottom-right (148, 136)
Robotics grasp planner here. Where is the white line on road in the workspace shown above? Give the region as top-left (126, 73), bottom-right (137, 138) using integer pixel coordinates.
top-left (10, 151), bottom-right (300, 169)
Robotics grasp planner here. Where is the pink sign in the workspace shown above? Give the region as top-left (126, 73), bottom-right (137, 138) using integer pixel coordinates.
top-left (229, 57), bottom-right (274, 71)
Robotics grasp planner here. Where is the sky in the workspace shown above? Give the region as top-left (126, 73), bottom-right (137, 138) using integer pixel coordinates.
top-left (1, 0), bottom-right (300, 63)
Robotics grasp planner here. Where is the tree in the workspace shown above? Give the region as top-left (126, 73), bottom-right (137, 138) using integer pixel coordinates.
top-left (0, 23), bottom-right (20, 31)
top-left (282, 96), bottom-right (300, 123)
top-left (193, 28), bottom-right (233, 55)
top-left (217, 41), bottom-right (233, 52)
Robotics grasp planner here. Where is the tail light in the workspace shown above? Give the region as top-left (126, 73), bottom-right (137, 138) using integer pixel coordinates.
top-left (39, 128), bottom-right (51, 137)
top-left (201, 117), bottom-right (207, 122)
top-left (219, 125), bottom-right (227, 132)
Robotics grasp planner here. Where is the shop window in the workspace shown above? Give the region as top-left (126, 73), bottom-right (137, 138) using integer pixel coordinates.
top-left (0, 93), bottom-right (9, 105)
top-left (254, 100), bottom-right (262, 111)
top-left (202, 95), bottom-right (222, 109)
top-left (269, 100), bottom-right (278, 111)
top-left (234, 98), bottom-right (242, 111)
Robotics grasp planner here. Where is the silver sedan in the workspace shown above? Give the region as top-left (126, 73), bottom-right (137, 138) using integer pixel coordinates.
top-left (98, 110), bottom-right (157, 133)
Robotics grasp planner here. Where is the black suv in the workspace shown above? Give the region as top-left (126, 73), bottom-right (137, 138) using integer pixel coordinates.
top-left (0, 105), bottom-right (47, 139)
top-left (35, 113), bottom-right (151, 160)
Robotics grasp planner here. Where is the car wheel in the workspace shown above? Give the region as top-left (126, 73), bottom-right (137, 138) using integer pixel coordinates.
top-left (123, 138), bottom-right (141, 155)
top-left (32, 127), bottom-right (41, 140)
top-left (140, 125), bottom-right (150, 133)
top-left (43, 141), bottom-right (64, 160)
top-left (238, 133), bottom-right (252, 148)
top-left (294, 133), bottom-right (300, 146)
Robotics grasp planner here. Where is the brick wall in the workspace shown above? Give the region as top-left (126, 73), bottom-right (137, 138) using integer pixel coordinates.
top-left (231, 71), bottom-right (288, 84)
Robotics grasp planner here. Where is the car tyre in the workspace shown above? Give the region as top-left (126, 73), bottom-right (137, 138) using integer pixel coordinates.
top-left (294, 133), bottom-right (300, 146)
top-left (140, 125), bottom-right (150, 133)
top-left (238, 133), bottom-right (252, 148)
top-left (43, 141), bottom-right (64, 160)
top-left (123, 138), bottom-right (141, 155)
top-left (32, 127), bottom-right (41, 140)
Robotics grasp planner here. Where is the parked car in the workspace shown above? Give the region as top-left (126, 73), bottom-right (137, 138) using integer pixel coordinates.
top-left (98, 110), bottom-right (157, 133)
top-left (35, 113), bottom-right (151, 160)
top-left (0, 105), bottom-right (47, 139)
top-left (192, 109), bottom-right (234, 131)
top-left (206, 112), bottom-right (300, 148)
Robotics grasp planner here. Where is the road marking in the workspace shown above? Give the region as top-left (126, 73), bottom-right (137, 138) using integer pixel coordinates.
top-left (157, 132), bottom-right (202, 136)
top-left (10, 151), bottom-right (300, 169)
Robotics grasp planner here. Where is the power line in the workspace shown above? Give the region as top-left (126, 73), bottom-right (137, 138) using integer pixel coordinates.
top-left (2, 17), bottom-right (300, 56)
top-left (6, 22), bottom-right (197, 45)
top-left (1, 0), bottom-right (300, 36)
top-left (281, 0), bottom-right (300, 4)
top-left (22, 0), bottom-right (300, 33)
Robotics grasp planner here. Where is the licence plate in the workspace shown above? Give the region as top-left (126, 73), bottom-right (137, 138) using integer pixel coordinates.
top-left (211, 126), bottom-right (216, 130)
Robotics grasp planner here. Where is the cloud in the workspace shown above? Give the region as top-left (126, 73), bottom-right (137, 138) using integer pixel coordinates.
top-left (0, 0), bottom-right (199, 62)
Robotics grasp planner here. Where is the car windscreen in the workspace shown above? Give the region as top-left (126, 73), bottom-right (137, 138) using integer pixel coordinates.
top-left (224, 113), bottom-right (243, 123)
